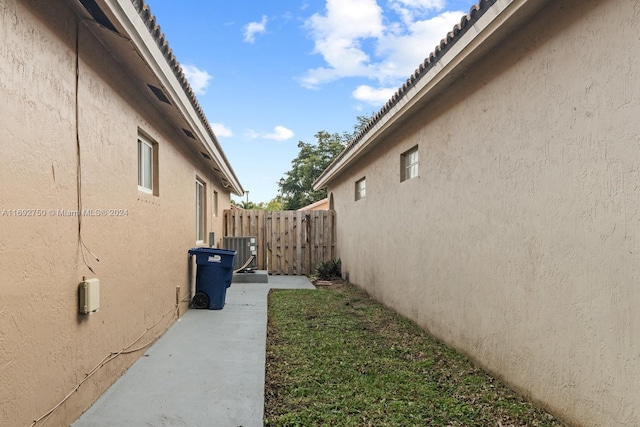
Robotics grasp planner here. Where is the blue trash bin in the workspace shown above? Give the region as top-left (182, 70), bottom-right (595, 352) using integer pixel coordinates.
top-left (188, 248), bottom-right (237, 310)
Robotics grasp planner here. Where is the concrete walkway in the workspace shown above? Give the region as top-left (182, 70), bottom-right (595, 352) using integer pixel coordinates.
top-left (73, 276), bottom-right (315, 427)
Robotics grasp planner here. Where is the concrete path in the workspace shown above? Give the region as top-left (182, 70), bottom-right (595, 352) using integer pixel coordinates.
top-left (73, 276), bottom-right (315, 427)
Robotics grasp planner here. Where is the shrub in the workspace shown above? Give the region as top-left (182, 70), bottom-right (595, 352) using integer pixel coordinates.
top-left (315, 258), bottom-right (341, 280)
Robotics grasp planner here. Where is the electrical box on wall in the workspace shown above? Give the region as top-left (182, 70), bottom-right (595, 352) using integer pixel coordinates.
top-left (79, 278), bottom-right (100, 314)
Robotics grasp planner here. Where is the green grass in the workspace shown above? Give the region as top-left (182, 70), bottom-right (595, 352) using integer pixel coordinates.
top-left (264, 281), bottom-right (565, 427)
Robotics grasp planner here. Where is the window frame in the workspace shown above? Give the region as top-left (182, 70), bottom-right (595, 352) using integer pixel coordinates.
top-left (401, 145), bottom-right (419, 182)
top-left (355, 177), bottom-right (366, 201)
top-left (137, 138), bottom-right (153, 193)
top-left (195, 179), bottom-right (206, 243)
top-left (137, 133), bottom-right (158, 195)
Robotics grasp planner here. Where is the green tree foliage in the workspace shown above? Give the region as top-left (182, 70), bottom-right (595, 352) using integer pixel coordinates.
top-left (279, 116), bottom-right (370, 210)
top-left (230, 197), bottom-right (282, 211)
top-left (239, 201), bottom-right (260, 210)
top-left (265, 196), bottom-right (283, 211)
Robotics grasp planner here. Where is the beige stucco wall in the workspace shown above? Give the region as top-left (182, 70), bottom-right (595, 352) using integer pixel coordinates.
top-left (0, 1), bottom-right (231, 425)
top-left (327, 0), bottom-right (640, 426)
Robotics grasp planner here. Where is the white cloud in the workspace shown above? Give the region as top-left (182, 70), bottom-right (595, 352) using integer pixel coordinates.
top-left (307, 0), bottom-right (384, 41)
top-left (376, 11), bottom-right (464, 79)
top-left (352, 85), bottom-right (397, 105)
top-left (245, 130), bottom-right (261, 139)
top-left (264, 126), bottom-right (294, 141)
top-left (246, 126), bottom-right (294, 142)
top-left (211, 123), bottom-right (233, 137)
top-left (394, 0), bottom-right (445, 8)
top-left (301, 0), bottom-right (468, 98)
top-left (244, 15), bottom-right (268, 43)
top-left (181, 64), bottom-right (213, 95)
top-left (301, 0), bottom-right (384, 87)
top-left (389, 0), bottom-right (446, 25)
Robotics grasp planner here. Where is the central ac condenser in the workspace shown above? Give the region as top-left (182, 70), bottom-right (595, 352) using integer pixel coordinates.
top-left (223, 236), bottom-right (258, 270)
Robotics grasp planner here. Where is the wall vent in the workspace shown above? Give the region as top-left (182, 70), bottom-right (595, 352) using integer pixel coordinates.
top-left (79, 0), bottom-right (117, 33)
top-left (223, 237), bottom-right (257, 270)
top-left (147, 84), bottom-right (171, 105)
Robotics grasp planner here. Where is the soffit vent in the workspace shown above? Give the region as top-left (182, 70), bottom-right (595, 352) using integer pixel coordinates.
top-left (147, 84), bottom-right (171, 105)
top-left (183, 128), bottom-right (196, 139)
top-left (79, 0), bottom-right (117, 33)
top-left (200, 152), bottom-right (211, 160)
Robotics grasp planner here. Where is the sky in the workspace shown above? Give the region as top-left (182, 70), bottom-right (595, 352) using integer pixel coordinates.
top-left (144, 0), bottom-right (478, 204)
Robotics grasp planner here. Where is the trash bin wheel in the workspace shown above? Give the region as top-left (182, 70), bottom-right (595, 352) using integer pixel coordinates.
top-left (192, 292), bottom-right (209, 309)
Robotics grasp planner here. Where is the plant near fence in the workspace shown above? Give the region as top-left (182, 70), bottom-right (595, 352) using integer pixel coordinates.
top-left (314, 258), bottom-right (341, 280)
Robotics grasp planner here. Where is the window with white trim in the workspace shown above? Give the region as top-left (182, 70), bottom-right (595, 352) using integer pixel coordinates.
top-left (355, 177), bottom-right (366, 201)
top-left (138, 134), bottom-right (158, 195)
top-left (138, 138), bottom-right (153, 192)
top-left (401, 146), bottom-right (419, 182)
top-left (196, 179), bottom-right (206, 243)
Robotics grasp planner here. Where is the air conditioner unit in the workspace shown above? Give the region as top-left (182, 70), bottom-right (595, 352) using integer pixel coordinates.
top-left (223, 236), bottom-right (257, 270)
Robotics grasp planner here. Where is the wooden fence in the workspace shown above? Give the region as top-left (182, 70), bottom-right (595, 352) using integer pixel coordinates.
top-left (223, 210), bottom-right (336, 275)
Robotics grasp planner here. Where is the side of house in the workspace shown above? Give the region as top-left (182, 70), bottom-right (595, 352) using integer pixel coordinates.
top-left (0, 0), bottom-right (242, 425)
top-left (297, 197), bottom-right (329, 211)
top-left (314, 0), bottom-right (640, 426)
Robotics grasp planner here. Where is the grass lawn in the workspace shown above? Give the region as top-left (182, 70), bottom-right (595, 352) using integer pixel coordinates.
top-left (264, 281), bottom-right (566, 427)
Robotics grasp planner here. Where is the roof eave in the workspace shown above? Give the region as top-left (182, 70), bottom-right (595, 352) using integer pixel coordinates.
top-left (105, 0), bottom-right (244, 196)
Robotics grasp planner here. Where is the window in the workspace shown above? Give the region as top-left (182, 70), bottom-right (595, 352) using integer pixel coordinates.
top-left (401, 146), bottom-right (419, 182)
top-left (138, 134), bottom-right (158, 195)
top-left (196, 179), bottom-right (206, 242)
top-left (355, 177), bottom-right (366, 201)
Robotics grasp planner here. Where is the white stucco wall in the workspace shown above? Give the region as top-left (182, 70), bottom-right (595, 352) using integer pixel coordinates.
top-left (0, 1), bottom-right (231, 425)
top-left (328, 0), bottom-right (640, 426)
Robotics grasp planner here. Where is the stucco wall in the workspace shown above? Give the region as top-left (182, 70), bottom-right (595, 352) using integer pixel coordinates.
top-left (0, 1), bottom-right (231, 425)
top-left (328, 0), bottom-right (640, 426)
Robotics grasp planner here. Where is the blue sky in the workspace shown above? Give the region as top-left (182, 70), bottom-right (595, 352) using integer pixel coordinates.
top-left (145, 0), bottom-right (477, 204)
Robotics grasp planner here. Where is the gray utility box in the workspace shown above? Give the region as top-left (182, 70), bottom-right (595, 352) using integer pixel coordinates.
top-left (223, 236), bottom-right (258, 270)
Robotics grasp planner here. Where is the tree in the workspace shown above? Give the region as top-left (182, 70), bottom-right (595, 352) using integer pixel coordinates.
top-left (265, 196), bottom-right (283, 211)
top-left (278, 116), bottom-right (371, 210)
top-left (240, 201), bottom-right (261, 209)
top-left (230, 197), bottom-right (281, 211)
top-left (231, 199), bottom-right (262, 210)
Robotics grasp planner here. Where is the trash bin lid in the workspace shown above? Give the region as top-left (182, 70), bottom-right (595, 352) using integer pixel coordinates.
top-left (188, 247), bottom-right (237, 256)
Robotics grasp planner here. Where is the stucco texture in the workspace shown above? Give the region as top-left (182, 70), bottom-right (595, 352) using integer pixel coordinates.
top-left (328, 0), bottom-right (640, 426)
top-left (0, 1), bottom-right (230, 425)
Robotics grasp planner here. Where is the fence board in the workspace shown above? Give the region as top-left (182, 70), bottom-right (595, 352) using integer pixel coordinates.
top-left (295, 213), bottom-right (302, 275)
top-left (223, 209), bottom-right (336, 275)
